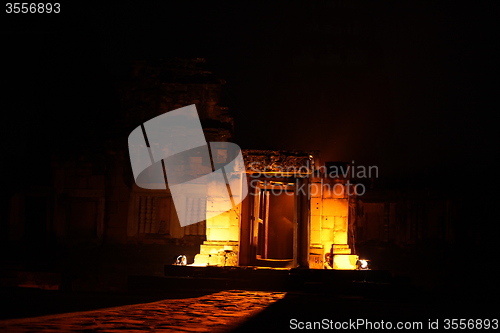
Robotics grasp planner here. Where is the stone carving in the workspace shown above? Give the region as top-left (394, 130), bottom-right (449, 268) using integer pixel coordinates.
top-left (242, 149), bottom-right (315, 173)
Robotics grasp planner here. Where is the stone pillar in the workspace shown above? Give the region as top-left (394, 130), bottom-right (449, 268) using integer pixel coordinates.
top-left (309, 178), bottom-right (358, 269)
top-left (192, 171), bottom-right (245, 266)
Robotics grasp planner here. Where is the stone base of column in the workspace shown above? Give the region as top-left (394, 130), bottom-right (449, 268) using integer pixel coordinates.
top-left (330, 244), bottom-right (358, 269)
top-left (332, 254), bottom-right (359, 270)
top-left (193, 241), bottom-right (239, 267)
top-left (332, 244), bottom-right (352, 254)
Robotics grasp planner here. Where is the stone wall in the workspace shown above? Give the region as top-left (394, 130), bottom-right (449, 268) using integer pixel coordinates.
top-left (309, 177), bottom-right (358, 270)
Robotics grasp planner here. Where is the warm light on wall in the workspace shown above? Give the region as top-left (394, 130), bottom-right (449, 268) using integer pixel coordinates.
top-left (332, 254), bottom-right (358, 270)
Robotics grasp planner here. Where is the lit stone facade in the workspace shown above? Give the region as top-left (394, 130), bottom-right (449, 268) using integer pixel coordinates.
top-left (193, 150), bottom-right (359, 269)
top-left (309, 176), bottom-right (358, 270)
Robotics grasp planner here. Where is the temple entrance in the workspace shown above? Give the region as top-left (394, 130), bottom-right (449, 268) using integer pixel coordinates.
top-left (253, 181), bottom-right (295, 261)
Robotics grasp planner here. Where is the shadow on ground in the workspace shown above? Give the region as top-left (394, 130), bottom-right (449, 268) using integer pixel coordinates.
top-left (0, 287), bottom-right (218, 320)
top-left (232, 284), bottom-right (499, 332)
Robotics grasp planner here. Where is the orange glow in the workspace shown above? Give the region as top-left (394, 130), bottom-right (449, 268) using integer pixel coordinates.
top-left (193, 168), bottom-right (361, 270)
top-left (332, 254), bottom-right (359, 270)
top-left (357, 259), bottom-right (369, 269)
top-left (310, 181), bottom-right (357, 269)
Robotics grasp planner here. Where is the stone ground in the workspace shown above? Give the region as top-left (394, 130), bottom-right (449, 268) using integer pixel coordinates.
top-left (0, 282), bottom-right (497, 332)
top-left (0, 290), bottom-right (285, 332)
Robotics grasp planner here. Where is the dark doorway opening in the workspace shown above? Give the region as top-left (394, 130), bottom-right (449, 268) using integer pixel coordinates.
top-left (255, 181), bottom-right (295, 261)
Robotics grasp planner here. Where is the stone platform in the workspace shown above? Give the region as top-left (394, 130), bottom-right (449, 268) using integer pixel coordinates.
top-left (128, 266), bottom-right (393, 293)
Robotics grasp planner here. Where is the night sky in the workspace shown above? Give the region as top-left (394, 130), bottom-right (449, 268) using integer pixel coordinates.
top-left (2, 1), bottom-right (497, 190)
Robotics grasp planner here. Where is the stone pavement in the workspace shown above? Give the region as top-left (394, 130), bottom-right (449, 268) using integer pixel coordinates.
top-left (0, 290), bottom-right (285, 332)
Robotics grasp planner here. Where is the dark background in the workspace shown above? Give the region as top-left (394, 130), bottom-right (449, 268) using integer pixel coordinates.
top-left (2, 0), bottom-right (497, 185)
top-left (1, 0), bottom-right (498, 287)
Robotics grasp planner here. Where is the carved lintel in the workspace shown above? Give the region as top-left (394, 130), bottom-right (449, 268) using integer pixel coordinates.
top-left (242, 149), bottom-right (315, 174)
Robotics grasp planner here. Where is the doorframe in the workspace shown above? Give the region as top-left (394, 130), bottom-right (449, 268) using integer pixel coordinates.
top-left (241, 176), bottom-right (302, 268)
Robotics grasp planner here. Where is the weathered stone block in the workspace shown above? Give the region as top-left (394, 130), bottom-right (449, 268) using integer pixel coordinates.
top-left (310, 229), bottom-right (321, 244)
top-left (321, 216), bottom-right (334, 229)
top-left (320, 228), bottom-right (334, 243)
top-left (310, 214), bottom-right (321, 231)
top-left (332, 254), bottom-right (358, 270)
top-left (322, 198), bottom-right (348, 217)
top-left (311, 198), bottom-right (322, 216)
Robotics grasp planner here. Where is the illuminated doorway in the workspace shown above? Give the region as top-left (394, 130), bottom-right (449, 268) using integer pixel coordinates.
top-left (253, 181), bottom-right (295, 261)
